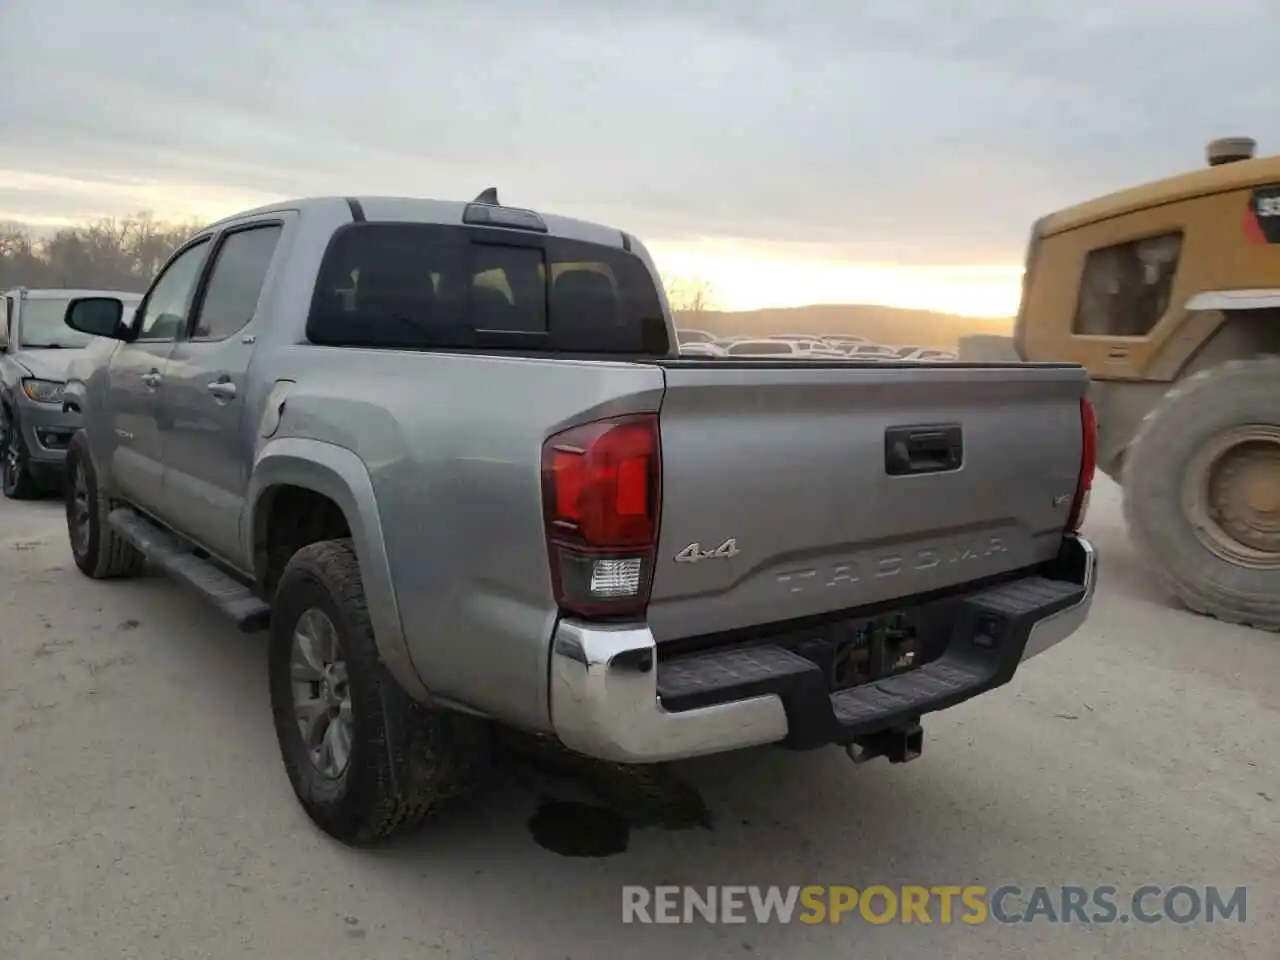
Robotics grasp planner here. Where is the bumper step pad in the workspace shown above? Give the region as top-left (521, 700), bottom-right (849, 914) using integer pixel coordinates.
top-left (656, 574), bottom-right (1086, 749)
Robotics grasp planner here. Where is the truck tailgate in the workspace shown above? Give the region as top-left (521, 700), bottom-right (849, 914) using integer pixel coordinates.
top-left (647, 360), bottom-right (1088, 641)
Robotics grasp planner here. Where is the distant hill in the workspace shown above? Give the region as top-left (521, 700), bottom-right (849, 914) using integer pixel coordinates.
top-left (674, 304), bottom-right (1013, 349)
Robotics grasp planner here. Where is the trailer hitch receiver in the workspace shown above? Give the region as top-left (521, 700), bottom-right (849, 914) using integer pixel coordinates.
top-left (845, 722), bottom-right (924, 765)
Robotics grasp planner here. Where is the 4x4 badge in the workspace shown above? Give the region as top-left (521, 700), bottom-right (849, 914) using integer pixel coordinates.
top-left (674, 538), bottom-right (741, 563)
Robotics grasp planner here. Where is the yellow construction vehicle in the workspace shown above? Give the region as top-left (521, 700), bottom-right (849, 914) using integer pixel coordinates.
top-left (1015, 137), bottom-right (1280, 631)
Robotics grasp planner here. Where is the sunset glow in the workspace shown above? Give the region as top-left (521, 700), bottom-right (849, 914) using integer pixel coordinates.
top-left (0, 171), bottom-right (1023, 318)
top-left (649, 240), bottom-right (1023, 319)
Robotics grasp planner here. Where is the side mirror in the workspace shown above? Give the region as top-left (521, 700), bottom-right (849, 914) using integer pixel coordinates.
top-left (65, 296), bottom-right (130, 341)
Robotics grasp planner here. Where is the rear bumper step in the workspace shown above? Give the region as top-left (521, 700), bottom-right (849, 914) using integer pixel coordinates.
top-left (549, 535), bottom-right (1096, 763)
top-left (107, 508), bottom-right (271, 633)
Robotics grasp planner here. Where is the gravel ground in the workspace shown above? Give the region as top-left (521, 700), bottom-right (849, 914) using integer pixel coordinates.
top-left (0, 477), bottom-right (1276, 959)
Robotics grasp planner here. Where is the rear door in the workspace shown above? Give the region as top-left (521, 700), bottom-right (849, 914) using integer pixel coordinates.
top-left (159, 219), bottom-right (286, 564)
top-left (647, 360), bottom-right (1088, 640)
top-left (105, 237), bottom-right (212, 513)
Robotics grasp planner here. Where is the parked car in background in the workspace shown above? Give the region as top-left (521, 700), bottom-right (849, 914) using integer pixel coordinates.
top-left (724, 339), bottom-right (845, 358)
top-left (765, 334), bottom-right (832, 349)
top-left (700, 334), bottom-right (953, 363)
top-left (821, 334), bottom-right (870, 348)
top-left (0, 287), bottom-right (142, 498)
top-left (676, 328), bottom-right (715, 345)
top-left (679, 342), bottom-right (726, 357)
top-left (723, 339), bottom-right (795, 356)
top-left (843, 343), bottom-right (900, 359)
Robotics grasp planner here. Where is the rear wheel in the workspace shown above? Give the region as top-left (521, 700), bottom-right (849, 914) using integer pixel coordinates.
top-left (1, 407), bottom-right (41, 500)
top-left (1122, 357), bottom-right (1280, 631)
top-left (269, 539), bottom-right (488, 845)
top-left (64, 432), bottom-right (145, 578)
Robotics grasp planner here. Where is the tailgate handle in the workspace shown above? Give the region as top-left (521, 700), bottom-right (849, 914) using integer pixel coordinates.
top-left (885, 424), bottom-right (963, 476)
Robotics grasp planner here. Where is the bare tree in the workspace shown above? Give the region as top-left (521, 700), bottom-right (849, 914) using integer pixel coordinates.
top-left (0, 223), bottom-right (43, 287)
top-left (0, 211), bottom-right (200, 292)
top-left (665, 276), bottom-right (718, 316)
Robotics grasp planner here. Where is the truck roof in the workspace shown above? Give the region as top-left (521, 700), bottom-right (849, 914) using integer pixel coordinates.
top-left (1040, 151), bottom-right (1280, 236)
top-left (203, 195), bottom-right (632, 250)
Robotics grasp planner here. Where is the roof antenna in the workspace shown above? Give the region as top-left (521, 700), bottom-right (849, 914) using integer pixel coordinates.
top-left (473, 187), bottom-right (499, 205)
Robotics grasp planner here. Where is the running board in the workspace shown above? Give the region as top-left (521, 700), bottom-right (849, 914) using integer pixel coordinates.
top-left (107, 508), bottom-right (271, 633)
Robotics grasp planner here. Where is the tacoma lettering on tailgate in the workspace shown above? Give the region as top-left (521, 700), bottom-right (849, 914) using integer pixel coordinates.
top-left (776, 537), bottom-right (1009, 594)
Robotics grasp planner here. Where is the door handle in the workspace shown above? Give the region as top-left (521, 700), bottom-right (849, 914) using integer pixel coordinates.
top-left (207, 379), bottom-right (237, 400)
top-left (141, 370), bottom-right (162, 389)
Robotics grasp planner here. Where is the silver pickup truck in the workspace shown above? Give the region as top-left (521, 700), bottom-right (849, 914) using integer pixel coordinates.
top-left (60, 193), bottom-right (1098, 846)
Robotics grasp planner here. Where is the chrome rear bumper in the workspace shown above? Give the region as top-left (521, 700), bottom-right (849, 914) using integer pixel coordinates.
top-left (549, 536), bottom-right (1096, 764)
top-left (548, 622), bottom-right (789, 763)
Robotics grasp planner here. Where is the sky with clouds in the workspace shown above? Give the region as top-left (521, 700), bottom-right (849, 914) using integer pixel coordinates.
top-left (0, 0), bottom-right (1275, 314)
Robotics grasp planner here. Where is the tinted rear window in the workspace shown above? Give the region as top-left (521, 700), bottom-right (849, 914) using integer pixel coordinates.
top-left (306, 223), bottom-right (670, 355)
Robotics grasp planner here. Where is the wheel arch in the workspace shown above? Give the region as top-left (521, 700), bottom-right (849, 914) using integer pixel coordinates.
top-left (1094, 301), bottom-right (1280, 479)
top-left (1146, 296), bottom-right (1280, 382)
top-left (247, 437), bottom-right (430, 701)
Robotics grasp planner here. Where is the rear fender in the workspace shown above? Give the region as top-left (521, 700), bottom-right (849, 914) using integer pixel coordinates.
top-left (246, 437), bottom-right (430, 702)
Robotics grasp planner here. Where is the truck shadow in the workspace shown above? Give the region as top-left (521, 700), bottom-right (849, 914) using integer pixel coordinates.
top-left (351, 737), bottom-right (1028, 945)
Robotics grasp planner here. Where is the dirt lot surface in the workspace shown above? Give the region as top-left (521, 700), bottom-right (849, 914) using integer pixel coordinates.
top-left (0, 477), bottom-right (1275, 958)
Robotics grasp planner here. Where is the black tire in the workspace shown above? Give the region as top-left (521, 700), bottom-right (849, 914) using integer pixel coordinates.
top-left (269, 539), bottom-right (488, 845)
top-left (64, 431), bottom-right (145, 578)
top-left (1, 405), bottom-right (42, 500)
top-left (1122, 357), bottom-right (1280, 631)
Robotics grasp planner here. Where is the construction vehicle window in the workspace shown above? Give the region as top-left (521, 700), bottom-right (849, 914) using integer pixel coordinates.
top-left (1072, 232), bottom-right (1183, 337)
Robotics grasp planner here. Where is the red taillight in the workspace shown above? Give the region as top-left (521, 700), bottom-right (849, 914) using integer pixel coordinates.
top-left (1067, 396), bottom-right (1097, 532)
top-left (541, 414), bottom-right (661, 618)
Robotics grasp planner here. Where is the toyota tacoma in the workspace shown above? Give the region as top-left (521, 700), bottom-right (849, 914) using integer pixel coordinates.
top-left (59, 192), bottom-right (1098, 845)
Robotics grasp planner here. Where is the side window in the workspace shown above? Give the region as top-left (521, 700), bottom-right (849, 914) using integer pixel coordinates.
top-left (1072, 232), bottom-right (1183, 337)
top-left (3, 296), bottom-right (12, 343)
top-left (134, 239), bottom-right (212, 342)
top-left (191, 224), bottom-right (283, 341)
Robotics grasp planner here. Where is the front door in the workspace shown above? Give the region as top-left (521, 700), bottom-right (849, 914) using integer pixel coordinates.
top-left (159, 221), bottom-right (285, 566)
top-left (105, 237), bottom-right (212, 513)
